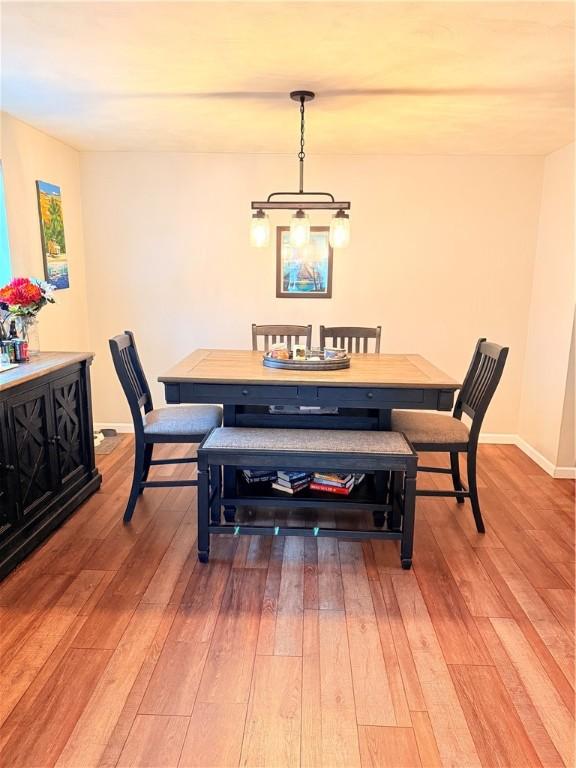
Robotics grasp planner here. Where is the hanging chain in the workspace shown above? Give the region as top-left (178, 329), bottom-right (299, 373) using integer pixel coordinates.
top-left (299, 98), bottom-right (305, 162)
top-left (298, 96), bottom-right (305, 193)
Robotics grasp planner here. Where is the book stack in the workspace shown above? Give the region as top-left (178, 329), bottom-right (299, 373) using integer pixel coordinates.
top-left (242, 469), bottom-right (277, 484)
top-left (271, 470), bottom-right (313, 494)
top-left (309, 472), bottom-right (365, 496)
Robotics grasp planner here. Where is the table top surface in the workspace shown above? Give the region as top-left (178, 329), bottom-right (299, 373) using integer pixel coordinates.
top-left (0, 351), bottom-right (94, 393)
top-left (159, 349), bottom-right (460, 390)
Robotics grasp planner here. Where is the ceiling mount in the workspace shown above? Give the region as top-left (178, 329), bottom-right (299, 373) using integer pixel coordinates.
top-left (290, 90), bottom-right (315, 103)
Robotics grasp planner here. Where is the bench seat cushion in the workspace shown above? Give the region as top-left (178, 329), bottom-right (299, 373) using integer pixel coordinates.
top-left (144, 405), bottom-right (222, 436)
top-left (201, 427), bottom-right (413, 455)
top-left (391, 410), bottom-right (469, 445)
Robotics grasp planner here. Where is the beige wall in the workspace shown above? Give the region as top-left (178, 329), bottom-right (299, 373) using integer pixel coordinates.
top-left (0, 112), bottom-right (90, 351)
top-left (3, 116), bottom-right (571, 465)
top-left (518, 143), bottom-right (575, 467)
top-left (80, 152), bottom-right (543, 430)
top-left (557, 314), bottom-right (575, 468)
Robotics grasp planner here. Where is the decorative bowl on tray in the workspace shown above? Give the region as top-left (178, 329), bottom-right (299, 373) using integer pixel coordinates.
top-left (262, 346), bottom-right (351, 370)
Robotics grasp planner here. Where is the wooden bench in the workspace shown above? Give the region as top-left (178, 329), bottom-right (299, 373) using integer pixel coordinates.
top-left (197, 427), bottom-right (418, 569)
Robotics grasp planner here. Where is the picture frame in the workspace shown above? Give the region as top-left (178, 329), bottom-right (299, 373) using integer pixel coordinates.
top-left (276, 226), bottom-right (333, 299)
top-left (36, 180), bottom-right (70, 289)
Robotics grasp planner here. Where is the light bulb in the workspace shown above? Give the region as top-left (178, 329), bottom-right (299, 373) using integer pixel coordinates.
top-left (250, 210), bottom-right (270, 248)
top-left (289, 210), bottom-right (310, 248)
top-left (329, 210), bottom-right (350, 249)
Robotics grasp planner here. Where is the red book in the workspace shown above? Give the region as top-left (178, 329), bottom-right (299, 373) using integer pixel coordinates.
top-left (309, 482), bottom-right (352, 496)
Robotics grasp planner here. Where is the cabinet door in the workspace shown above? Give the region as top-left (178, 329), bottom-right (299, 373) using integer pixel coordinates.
top-left (51, 370), bottom-right (90, 488)
top-left (7, 384), bottom-right (57, 519)
top-left (0, 401), bottom-right (19, 534)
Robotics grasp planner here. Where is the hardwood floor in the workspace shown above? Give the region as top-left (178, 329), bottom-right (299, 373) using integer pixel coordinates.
top-left (0, 439), bottom-right (573, 768)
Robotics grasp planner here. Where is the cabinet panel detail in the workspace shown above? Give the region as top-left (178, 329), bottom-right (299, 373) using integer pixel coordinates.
top-left (0, 401), bottom-right (17, 534)
top-left (10, 388), bottom-right (54, 516)
top-left (52, 375), bottom-right (87, 485)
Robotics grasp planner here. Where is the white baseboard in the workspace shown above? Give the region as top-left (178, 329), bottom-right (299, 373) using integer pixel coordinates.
top-left (95, 422), bottom-right (134, 433)
top-left (514, 436), bottom-right (556, 476)
top-left (94, 421), bottom-right (574, 479)
top-left (478, 433), bottom-right (516, 444)
top-left (96, 424), bottom-right (519, 442)
top-left (553, 466), bottom-right (576, 479)
top-left (515, 435), bottom-right (576, 479)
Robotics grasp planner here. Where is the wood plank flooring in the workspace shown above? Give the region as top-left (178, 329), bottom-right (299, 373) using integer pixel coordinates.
top-left (0, 439), bottom-right (573, 768)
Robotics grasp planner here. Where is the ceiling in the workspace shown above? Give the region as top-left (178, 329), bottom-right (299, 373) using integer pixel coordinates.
top-left (1, 1), bottom-right (573, 154)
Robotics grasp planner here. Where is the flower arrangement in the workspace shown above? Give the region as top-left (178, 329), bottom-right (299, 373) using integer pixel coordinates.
top-left (0, 277), bottom-right (55, 317)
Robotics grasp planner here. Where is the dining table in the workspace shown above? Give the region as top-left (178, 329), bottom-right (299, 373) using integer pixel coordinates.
top-left (159, 348), bottom-right (459, 420)
top-left (159, 349), bottom-right (460, 523)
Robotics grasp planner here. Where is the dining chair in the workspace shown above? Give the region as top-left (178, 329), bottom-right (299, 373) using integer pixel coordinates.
top-left (391, 338), bottom-right (508, 533)
top-left (320, 325), bottom-right (382, 353)
top-left (109, 331), bottom-right (222, 523)
top-left (252, 324), bottom-right (313, 351)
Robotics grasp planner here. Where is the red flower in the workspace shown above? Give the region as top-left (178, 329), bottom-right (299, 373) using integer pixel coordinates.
top-left (0, 278), bottom-right (44, 307)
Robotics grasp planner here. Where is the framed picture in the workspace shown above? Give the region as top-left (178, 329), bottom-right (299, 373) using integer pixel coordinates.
top-left (36, 180), bottom-right (69, 289)
top-left (276, 226), bottom-right (333, 299)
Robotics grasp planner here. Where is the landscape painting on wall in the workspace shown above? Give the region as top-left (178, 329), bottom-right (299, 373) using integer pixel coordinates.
top-left (276, 226), bottom-right (333, 298)
top-left (36, 180), bottom-right (69, 289)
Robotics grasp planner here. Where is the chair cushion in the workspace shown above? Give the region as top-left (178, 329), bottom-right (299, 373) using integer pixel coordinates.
top-left (391, 410), bottom-right (469, 445)
top-left (201, 427), bottom-right (414, 455)
top-left (144, 405), bottom-right (222, 436)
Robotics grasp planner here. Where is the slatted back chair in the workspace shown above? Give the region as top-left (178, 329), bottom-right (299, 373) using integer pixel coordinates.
top-left (320, 325), bottom-right (382, 353)
top-left (453, 339), bottom-right (509, 442)
top-left (110, 331), bottom-right (222, 523)
top-left (109, 331), bottom-right (154, 438)
top-left (252, 324), bottom-right (313, 351)
top-left (391, 337), bottom-right (508, 534)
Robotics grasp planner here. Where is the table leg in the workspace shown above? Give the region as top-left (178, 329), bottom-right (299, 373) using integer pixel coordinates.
top-left (209, 464), bottom-right (221, 525)
top-left (373, 471), bottom-right (388, 528)
top-left (222, 404), bottom-right (237, 522)
top-left (198, 464), bottom-right (210, 563)
top-left (401, 471), bottom-right (416, 569)
top-left (378, 408), bottom-right (392, 430)
top-left (387, 471), bottom-right (402, 530)
top-left (374, 408), bottom-right (392, 527)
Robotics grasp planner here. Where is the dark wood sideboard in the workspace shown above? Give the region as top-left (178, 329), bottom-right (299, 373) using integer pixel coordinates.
top-left (0, 352), bottom-right (102, 579)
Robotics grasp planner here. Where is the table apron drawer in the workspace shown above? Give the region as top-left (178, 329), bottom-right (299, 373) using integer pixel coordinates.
top-left (191, 384), bottom-right (300, 401)
top-left (164, 382), bottom-right (453, 410)
top-left (317, 387), bottom-right (425, 405)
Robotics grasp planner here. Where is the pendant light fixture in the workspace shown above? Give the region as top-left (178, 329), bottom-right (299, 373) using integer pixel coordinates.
top-left (250, 90), bottom-right (351, 248)
top-left (289, 210), bottom-right (310, 247)
top-left (329, 210), bottom-right (350, 248)
top-left (249, 209), bottom-right (271, 247)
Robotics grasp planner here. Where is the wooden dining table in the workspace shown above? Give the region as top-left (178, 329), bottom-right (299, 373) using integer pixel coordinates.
top-left (159, 348), bottom-right (460, 426)
top-left (160, 349), bottom-right (460, 522)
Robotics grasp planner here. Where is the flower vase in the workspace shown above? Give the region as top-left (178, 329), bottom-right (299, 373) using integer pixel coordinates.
top-left (18, 316), bottom-right (40, 356)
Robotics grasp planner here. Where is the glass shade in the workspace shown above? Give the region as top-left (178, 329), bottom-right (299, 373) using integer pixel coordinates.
top-left (329, 211), bottom-right (350, 249)
top-left (250, 211), bottom-right (270, 247)
top-left (289, 210), bottom-right (310, 248)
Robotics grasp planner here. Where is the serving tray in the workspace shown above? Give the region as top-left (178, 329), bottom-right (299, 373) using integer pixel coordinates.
top-left (263, 353), bottom-right (351, 371)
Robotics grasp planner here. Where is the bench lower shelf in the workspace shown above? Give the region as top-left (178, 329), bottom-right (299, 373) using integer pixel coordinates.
top-left (222, 473), bottom-right (390, 511)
